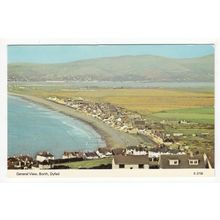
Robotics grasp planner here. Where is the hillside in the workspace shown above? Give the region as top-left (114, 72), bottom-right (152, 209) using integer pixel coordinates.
top-left (8, 54), bottom-right (214, 82)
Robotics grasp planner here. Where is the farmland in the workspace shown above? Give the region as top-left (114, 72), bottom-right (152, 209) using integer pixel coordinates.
top-left (9, 85), bottom-right (214, 124)
top-left (153, 107), bottom-right (214, 124)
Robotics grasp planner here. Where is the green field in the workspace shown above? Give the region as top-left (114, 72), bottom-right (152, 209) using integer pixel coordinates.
top-left (153, 107), bottom-right (214, 124)
top-left (59, 157), bottom-right (112, 169)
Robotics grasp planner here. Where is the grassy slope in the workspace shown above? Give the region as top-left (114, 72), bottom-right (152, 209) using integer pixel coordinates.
top-left (59, 157), bottom-right (112, 169)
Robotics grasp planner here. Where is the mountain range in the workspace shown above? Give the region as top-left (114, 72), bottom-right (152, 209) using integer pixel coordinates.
top-left (8, 54), bottom-right (214, 82)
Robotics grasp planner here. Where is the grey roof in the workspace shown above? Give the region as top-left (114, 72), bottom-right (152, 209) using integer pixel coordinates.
top-left (149, 146), bottom-right (170, 153)
top-left (112, 148), bottom-right (126, 155)
top-left (113, 155), bottom-right (149, 165)
top-left (63, 151), bottom-right (81, 156)
top-left (160, 154), bottom-right (206, 169)
top-left (85, 152), bottom-right (98, 157)
top-left (37, 151), bottom-right (54, 157)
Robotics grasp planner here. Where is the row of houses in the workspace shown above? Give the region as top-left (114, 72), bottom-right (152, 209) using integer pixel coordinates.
top-left (8, 145), bottom-right (213, 170)
top-left (47, 96), bottom-right (166, 144)
top-left (62, 147), bottom-right (113, 159)
top-left (8, 147), bottom-right (113, 170)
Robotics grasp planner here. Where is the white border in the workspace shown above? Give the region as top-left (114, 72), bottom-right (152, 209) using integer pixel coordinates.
top-left (0, 40), bottom-right (7, 182)
top-left (3, 38), bottom-right (217, 44)
top-left (0, 39), bottom-right (218, 182)
top-left (215, 39), bottom-right (220, 178)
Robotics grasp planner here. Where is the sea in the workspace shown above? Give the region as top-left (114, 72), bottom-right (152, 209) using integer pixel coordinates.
top-left (8, 96), bottom-right (105, 158)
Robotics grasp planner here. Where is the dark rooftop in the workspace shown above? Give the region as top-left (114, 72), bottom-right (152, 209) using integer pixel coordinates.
top-left (112, 148), bottom-right (126, 155)
top-left (113, 155), bottom-right (149, 165)
top-left (85, 152), bottom-right (98, 157)
top-left (98, 147), bottom-right (112, 154)
top-left (126, 146), bottom-right (147, 152)
top-left (37, 152), bottom-right (54, 157)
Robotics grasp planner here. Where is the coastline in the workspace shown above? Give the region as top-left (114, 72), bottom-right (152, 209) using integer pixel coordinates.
top-left (9, 93), bottom-right (151, 148)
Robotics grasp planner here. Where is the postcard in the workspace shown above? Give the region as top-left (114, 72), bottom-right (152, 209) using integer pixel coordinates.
top-left (6, 43), bottom-right (215, 178)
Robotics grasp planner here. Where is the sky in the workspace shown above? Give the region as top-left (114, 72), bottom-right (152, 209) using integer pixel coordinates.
top-left (8, 44), bottom-right (214, 64)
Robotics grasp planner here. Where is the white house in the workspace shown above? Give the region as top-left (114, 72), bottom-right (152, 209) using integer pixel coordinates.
top-left (36, 152), bottom-right (54, 162)
top-left (173, 133), bottom-right (183, 137)
top-left (112, 155), bottom-right (149, 169)
top-left (96, 147), bottom-right (112, 158)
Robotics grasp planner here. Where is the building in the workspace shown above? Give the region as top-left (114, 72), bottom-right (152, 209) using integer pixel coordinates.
top-left (148, 146), bottom-right (185, 158)
top-left (8, 155), bottom-right (33, 169)
top-left (36, 152), bottom-right (54, 162)
top-left (132, 120), bottom-right (146, 129)
top-left (96, 147), bottom-right (112, 158)
top-left (112, 148), bottom-right (126, 155)
top-left (159, 154), bottom-right (207, 169)
top-left (18, 155), bottom-right (34, 169)
top-left (148, 146), bottom-right (170, 158)
top-left (32, 160), bottom-right (54, 170)
top-left (62, 151), bottom-right (84, 159)
top-left (163, 137), bottom-right (174, 146)
top-left (126, 146), bottom-right (148, 155)
top-left (173, 133), bottom-right (183, 137)
top-left (84, 152), bottom-right (99, 160)
top-left (39, 160), bottom-right (54, 169)
top-left (112, 155), bottom-right (149, 169)
top-left (8, 157), bottom-right (21, 169)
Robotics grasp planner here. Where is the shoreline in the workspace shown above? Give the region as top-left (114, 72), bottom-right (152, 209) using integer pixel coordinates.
top-left (9, 93), bottom-right (153, 148)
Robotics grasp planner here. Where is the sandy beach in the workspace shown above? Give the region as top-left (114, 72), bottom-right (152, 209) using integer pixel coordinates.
top-left (9, 93), bottom-right (155, 148)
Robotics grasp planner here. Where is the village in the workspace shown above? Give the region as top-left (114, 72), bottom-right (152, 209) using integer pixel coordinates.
top-left (46, 96), bottom-right (214, 149)
top-left (8, 96), bottom-right (213, 170)
top-left (46, 96), bottom-right (178, 145)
